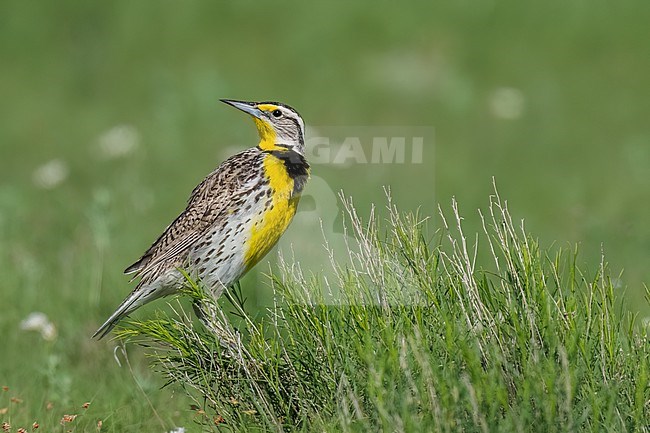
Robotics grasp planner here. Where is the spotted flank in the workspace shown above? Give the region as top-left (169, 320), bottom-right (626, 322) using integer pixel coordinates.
top-left (93, 100), bottom-right (310, 339)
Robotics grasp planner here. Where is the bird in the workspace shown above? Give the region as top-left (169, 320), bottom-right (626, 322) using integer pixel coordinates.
top-left (93, 99), bottom-right (310, 339)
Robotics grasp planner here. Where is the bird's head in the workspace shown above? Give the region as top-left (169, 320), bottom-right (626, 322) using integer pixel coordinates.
top-left (221, 99), bottom-right (306, 156)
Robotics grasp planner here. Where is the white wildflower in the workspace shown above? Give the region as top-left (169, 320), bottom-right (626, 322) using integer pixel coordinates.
top-left (32, 159), bottom-right (68, 189)
top-left (96, 124), bottom-right (140, 159)
top-left (488, 87), bottom-right (526, 120)
top-left (20, 312), bottom-right (57, 341)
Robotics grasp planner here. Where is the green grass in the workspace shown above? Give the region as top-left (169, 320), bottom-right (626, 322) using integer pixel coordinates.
top-left (2, 1), bottom-right (650, 431)
top-left (117, 191), bottom-right (649, 432)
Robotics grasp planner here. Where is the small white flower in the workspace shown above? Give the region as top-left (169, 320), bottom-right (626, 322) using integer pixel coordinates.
top-left (96, 124), bottom-right (140, 159)
top-left (32, 159), bottom-right (69, 189)
top-left (488, 87), bottom-right (526, 120)
top-left (20, 312), bottom-right (57, 341)
top-left (168, 428), bottom-right (185, 433)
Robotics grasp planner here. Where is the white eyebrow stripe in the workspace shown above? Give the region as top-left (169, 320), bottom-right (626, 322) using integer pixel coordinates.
top-left (297, 116), bottom-right (305, 138)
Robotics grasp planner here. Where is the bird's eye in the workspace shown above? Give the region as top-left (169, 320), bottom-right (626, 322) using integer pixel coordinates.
top-left (271, 109), bottom-right (282, 118)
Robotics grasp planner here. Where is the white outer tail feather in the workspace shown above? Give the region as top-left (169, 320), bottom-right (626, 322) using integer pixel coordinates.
top-left (92, 290), bottom-right (147, 339)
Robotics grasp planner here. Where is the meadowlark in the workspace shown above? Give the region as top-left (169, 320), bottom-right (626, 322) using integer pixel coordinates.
top-left (93, 99), bottom-right (310, 339)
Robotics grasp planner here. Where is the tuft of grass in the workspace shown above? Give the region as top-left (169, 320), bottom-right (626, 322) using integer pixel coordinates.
top-left (116, 190), bottom-right (650, 432)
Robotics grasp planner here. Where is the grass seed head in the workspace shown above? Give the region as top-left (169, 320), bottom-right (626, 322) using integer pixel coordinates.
top-left (60, 414), bottom-right (77, 425)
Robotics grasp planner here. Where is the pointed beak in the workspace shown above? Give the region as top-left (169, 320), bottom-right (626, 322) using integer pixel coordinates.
top-left (220, 99), bottom-right (263, 120)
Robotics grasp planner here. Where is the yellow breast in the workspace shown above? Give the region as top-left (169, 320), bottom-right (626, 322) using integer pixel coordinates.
top-left (244, 153), bottom-right (301, 271)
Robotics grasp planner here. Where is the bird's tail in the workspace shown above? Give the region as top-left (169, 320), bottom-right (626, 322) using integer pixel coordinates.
top-left (92, 288), bottom-right (150, 340)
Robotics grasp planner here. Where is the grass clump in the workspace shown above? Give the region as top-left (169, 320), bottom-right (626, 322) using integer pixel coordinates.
top-left (116, 190), bottom-right (650, 432)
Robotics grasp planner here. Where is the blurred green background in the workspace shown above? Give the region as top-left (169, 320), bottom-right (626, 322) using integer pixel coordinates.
top-left (1, 1), bottom-right (649, 430)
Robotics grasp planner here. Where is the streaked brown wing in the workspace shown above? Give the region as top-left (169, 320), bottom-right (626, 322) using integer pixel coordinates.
top-left (124, 148), bottom-right (263, 279)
